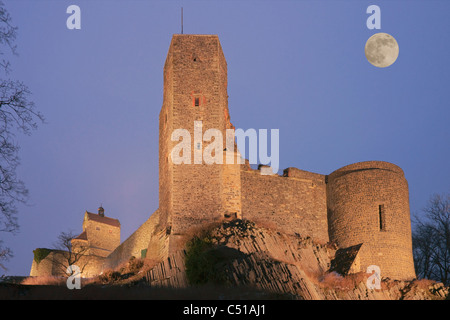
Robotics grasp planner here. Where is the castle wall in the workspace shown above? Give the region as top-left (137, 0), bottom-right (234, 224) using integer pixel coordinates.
top-left (147, 227), bottom-right (171, 263)
top-left (30, 251), bottom-right (56, 277)
top-left (221, 150), bottom-right (242, 219)
top-left (104, 210), bottom-right (160, 270)
top-left (241, 166), bottom-right (329, 244)
top-left (77, 254), bottom-right (105, 277)
top-left (327, 161), bottom-right (416, 280)
top-left (158, 42), bottom-right (174, 230)
top-left (29, 250), bottom-right (105, 278)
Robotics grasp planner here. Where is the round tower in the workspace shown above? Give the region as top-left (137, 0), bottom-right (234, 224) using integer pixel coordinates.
top-left (327, 161), bottom-right (416, 280)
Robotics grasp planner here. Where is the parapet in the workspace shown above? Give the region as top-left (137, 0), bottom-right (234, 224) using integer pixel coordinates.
top-left (241, 162), bottom-right (326, 182)
top-left (327, 161), bottom-right (405, 182)
top-left (283, 167), bottom-right (326, 183)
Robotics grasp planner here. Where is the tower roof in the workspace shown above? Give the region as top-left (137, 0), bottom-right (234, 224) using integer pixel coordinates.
top-left (84, 211), bottom-right (120, 228)
top-left (73, 230), bottom-right (88, 241)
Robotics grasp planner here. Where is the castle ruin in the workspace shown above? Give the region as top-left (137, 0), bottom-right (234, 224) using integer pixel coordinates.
top-left (30, 34), bottom-right (416, 281)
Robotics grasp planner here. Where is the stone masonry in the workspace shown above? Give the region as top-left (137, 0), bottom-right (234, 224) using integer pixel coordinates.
top-left (30, 34), bottom-right (416, 281)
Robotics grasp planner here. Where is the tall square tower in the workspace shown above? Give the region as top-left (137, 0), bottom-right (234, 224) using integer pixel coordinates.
top-left (156, 34), bottom-right (241, 255)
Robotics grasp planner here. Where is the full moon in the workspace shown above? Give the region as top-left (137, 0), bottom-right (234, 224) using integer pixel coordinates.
top-left (365, 33), bottom-right (399, 68)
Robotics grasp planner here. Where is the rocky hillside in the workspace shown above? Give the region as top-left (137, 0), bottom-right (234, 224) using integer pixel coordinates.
top-left (5, 219), bottom-right (447, 300)
top-left (143, 219), bottom-right (448, 300)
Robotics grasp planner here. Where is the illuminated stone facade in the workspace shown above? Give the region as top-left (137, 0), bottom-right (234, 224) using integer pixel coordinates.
top-left (30, 34), bottom-right (416, 281)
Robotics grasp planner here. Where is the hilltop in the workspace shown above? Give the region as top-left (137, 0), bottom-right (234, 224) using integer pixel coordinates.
top-left (3, 219), bottom-right (448, 300)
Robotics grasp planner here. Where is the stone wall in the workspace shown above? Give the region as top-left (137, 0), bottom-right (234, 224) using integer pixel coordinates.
top-left (221, 150), bottom-right (242, 219)
top-left (104, 210), bottom-right (160, 271)
top-left (327, 161), bottom-right (416, 280)
top-left (29, 250), bottom-right (56, 277)
top-left (29, 250), bottom-right (105, 278)
top-left (158, 38), bottom-right (174, 229)
top-left (241, 166), bottom-right (329, 244)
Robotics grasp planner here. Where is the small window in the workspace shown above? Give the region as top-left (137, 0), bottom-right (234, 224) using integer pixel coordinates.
top-left (196, 142), bottom-right (201, 150)
top-left (194, 97), bottom-right (200, 107)
top-left (379, 204), bottom-right (386, 231)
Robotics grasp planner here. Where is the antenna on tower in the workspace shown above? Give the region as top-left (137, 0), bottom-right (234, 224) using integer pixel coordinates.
top-left (181, 7), bottom-right (184, 34)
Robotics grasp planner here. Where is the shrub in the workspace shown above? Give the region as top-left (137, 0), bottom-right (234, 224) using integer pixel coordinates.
top-left (127, 256), bottom-right (144, 274)
top-left (32, 248), bottom-right (52, 264)
top-left (184, 235), bottom-right (228, 286)
top-left (98, 270), bottom-right (122, 284)
top-left (319, 271), bottom-right (367, 291)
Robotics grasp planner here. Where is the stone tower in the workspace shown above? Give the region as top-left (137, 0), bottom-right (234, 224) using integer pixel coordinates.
top-left (30, 34), bottom-right (417, 282)
top-left (152, 34), bottom-right (241, 259)
top-left (71, 207), bottom-right (121, 258)
top-left (327, 161), bottom-right (416, 280)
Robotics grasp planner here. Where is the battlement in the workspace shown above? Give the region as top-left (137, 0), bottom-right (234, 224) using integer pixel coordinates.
top-left (244, 164), bottom-right (326, 183)
top-left (283, 167), bottom-right (326, 183)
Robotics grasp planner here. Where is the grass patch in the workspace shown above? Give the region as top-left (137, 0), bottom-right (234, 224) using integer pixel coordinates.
top-left (32, 248), bottom-right (53, 264)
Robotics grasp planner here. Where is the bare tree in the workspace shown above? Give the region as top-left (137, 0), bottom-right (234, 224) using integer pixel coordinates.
top-left (53, 231), bottom-right (89, 276)
top-left (412, 193), bottom-right (450, 285)
top-left (0, 243), bottom-right (11, 273)
top-left (0, 1), bottom-right (44, 270)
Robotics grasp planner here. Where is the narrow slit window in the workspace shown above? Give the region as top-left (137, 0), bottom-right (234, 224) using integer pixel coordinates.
top-left (379, 204), bottom-right (385, 231)
top-left (194, 97), bottom-right (200, 107)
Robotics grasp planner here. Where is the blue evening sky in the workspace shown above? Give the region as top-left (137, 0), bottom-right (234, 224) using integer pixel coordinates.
top-left (1, 0), bottom-right (449, 276)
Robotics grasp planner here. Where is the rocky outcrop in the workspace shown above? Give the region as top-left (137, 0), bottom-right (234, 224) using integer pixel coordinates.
top-left (145, 250), bottom-right (188, 288)
top-left (143, 220), bottom-right (448, 300)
